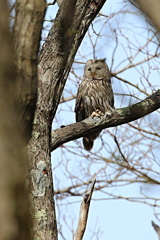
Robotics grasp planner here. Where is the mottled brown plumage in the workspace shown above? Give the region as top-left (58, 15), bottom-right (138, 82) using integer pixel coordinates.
top-left (75, 59), bottom-right (114, 150)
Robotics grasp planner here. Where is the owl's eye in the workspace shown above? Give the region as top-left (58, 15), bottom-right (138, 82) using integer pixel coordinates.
top-left (96, 67), bottom-right (101, 70)
top-left (88, 68), bottom-right (91, 71)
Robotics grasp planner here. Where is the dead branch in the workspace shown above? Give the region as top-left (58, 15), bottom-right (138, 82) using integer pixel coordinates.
top-left (151, 221), bottom-right (160, 239)
top-left (73, 178), bottom-right (96, 240)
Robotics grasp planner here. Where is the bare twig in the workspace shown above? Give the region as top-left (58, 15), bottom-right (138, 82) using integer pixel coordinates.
top-left (9, 3), bottom-right (15, 13)
top-left (113, 134), bottom-right (129, 164)
top-left (73, 177), bottom-right (96, 240)
top-left (47, 0), bottom-right (56, 6)
top-left (60, 95), bottom-right (76, 103)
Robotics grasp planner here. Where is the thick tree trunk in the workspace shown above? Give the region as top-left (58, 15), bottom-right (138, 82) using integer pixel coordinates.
top-left (0, 1), bottom-right (31, 239)
top-left (14, 0), bottom-right (46, 142)
top-left (27, 1), bottom-right (108, 239)
top-left (135, 0), bottom-right (160, 30)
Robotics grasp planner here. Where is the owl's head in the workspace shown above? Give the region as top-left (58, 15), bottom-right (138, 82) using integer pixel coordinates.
top-left (84, 59), bottom-right (110, 80)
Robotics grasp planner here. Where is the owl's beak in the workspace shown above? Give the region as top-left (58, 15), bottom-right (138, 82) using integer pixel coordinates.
top-left (91, 72), bottom-right (95, 78)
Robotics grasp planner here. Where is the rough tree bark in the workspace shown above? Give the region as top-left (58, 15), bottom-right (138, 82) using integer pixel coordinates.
top-left (13, 0), bottom-right (46, 142)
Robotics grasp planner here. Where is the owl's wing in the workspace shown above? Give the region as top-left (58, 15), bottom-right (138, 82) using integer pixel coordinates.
top-left (108, 78), bottom-right (114, 108)
top-left (75, 84), bottom-right (86, 122)
top-left (110, 90), bottom-right (114, 108)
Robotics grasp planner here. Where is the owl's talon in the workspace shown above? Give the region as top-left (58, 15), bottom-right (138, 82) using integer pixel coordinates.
top-left (104, 111), bottom-right (111, 118)
top-left (91, 109), bottom-right (104, 118)
top-left (104, 108), bottom-right (115, 118)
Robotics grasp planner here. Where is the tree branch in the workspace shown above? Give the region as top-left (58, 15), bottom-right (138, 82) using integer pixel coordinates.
top-left (73, 178), bottom-right (96, 240)
top-left (51, 90), bottom-right (160, 151)
top-left (151, 221), bottom-right (160, 240)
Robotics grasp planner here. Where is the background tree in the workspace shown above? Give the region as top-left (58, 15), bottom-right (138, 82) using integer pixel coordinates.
top-left (1, 0), bottom-right (160, 239)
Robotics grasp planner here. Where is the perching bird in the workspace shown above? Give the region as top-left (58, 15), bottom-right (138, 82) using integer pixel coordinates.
top-left (75, 59), bottom-right (114, 151)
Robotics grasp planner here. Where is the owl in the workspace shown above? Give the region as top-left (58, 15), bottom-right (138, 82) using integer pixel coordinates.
top-left (75, 59), bottom-right (114, 151)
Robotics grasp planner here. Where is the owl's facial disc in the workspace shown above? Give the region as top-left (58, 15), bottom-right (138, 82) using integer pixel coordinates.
top-left (85, 60), bottom-right (107, 80)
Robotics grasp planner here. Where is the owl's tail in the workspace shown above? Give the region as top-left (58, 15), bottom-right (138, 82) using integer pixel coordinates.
top-left (83, 131), bottom-right (101, 151)
top-left (83, 137), bottom-right (94, 151)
